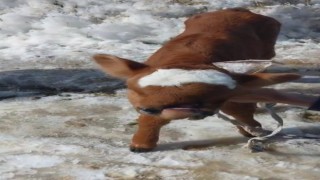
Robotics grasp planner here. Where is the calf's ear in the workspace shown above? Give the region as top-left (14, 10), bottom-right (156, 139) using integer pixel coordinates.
top-left (229, 88), bottom-right (314, 108)
top-left (92, 54), bottom-right (148, 79)
top-left (232, 72), bottom-right (301, 88)
top-left (228, 73), bottom-right (311, 107)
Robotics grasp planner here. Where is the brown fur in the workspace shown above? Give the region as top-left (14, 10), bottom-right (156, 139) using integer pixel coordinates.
top-left (93, 8), bottom-right (314, 152)
top-left (146, 8), bottom-right (280, 67)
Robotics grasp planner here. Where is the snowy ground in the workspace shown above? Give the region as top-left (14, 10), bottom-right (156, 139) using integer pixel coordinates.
top-left (0, 0), bottom-right (320, 179)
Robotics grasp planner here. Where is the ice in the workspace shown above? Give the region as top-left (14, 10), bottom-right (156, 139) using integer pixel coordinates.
top-left (1, 0), bottom-right (320, 179)
top-left (2, 154), bottom-right (64, 169)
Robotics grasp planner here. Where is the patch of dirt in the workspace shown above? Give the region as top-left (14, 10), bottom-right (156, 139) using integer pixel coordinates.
top-left (303, 111), bottom-right (320, 122)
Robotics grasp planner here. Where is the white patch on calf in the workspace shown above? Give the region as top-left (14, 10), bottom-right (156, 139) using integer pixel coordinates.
top-left (138, 69), bottom-right (236, 89)
top-left (213, 60), bottom-right (272, 74)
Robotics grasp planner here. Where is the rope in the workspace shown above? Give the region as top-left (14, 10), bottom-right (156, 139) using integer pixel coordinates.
top-left (217, 103), bottom-right (283, 152)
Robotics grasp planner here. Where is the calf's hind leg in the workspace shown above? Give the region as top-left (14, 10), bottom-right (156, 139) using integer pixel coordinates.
top-left (220, 102), bottom-right (261, 137)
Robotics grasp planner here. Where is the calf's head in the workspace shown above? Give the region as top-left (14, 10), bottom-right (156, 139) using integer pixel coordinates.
top-left (93, 54), bottom-right (300, 120)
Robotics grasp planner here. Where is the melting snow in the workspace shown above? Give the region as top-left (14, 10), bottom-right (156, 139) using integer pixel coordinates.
top-left (0, 0), bottom-right (320, 179)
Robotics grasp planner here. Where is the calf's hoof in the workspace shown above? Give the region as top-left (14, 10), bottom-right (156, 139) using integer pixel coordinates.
top-left (129, 145), bottom-right (154, 153)
top-left (237, 126), bottom-right (255, 137)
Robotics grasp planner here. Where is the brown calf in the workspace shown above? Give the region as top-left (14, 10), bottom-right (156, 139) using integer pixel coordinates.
top-left (93, 8), bottom-right (316, 152)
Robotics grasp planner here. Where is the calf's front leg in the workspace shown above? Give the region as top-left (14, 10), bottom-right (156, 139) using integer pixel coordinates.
top-left (130, 114), bottom-right (170, 152)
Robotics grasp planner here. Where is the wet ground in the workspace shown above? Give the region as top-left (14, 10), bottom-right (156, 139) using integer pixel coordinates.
top-left (0, 65), bottom-right (319, 179)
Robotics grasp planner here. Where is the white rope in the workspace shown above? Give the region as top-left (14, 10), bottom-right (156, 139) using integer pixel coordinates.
top-left (217, 103), bottom-right (283, 152)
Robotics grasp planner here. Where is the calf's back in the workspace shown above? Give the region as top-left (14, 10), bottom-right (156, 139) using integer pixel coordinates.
top-left (146, 8), bottom-right (281, 67)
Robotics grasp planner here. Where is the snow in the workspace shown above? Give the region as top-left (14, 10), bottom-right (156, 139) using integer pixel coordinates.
top-left (2, 154), bottom-right (64, 169)
top-left (1, 0), bottom-right (320, 70)
top-left (0, 0), bottom-right (320, 179)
